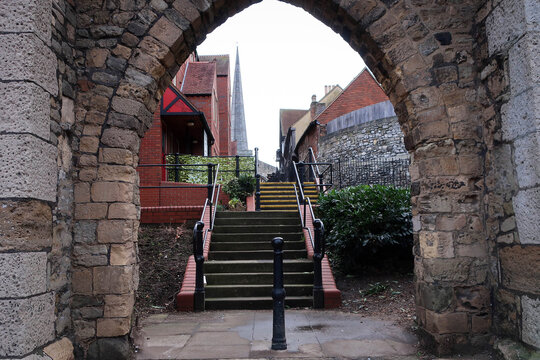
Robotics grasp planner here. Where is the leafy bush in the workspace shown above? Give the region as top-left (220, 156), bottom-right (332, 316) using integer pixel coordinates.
top-left (164, 154), bottom-right (255, 184)
top-left (223, 174), bottom-right (256, 203)
top-left (318, 184), bottom-right (412, 275)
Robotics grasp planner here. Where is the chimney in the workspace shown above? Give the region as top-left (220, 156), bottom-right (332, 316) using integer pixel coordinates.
top-left (310, 95), bottom-right (317, 118)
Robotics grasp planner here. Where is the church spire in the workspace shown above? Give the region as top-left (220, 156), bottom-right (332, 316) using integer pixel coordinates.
top-left (231, 46), bottom-right (251, 156)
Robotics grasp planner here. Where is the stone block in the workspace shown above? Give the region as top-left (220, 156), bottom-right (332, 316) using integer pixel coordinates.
top-left (500, 245), bottom-right (540, 293)
top-left (514, 132), bottom-right (540, 188)
top-left (97, 164), bottom-right (137, 183)
top-left (486, 0), bottom-right (539, 55)
top-left (509, 32), bottom-right (540, 96)
top-left (0, 0), bottom-right (52, 44)
top-left (423, 257), bottom-right (488, 285)
top-left (74, 182), bottom-right (91, 203)
top-left (149, 16), bottom-right (183, 49)
top-left (514, 187), bottom-right (540, 244)
top-left (44, 337), bottom-right (74, 360)
top-left (0, 82), bottom-right (50, 139)
top-left (110, 243), bottom-right (135, 265)
top-left (0, 33), bottom-right (57, 95)
top-left (75, 203), bottom-right (108, 220)
top-left (91, 181), bottom-right (134, 202)
top-left (87, 48), bottom-right (109, 68)
top-left (101, 127), bottom-right (140, 152)
top-left (96, 318), bottom-right (131, 337)
top-left (72, 267), bottom-right (93, 295)
top-left (108, 203), bottom-right (138, 219)
top-left (501, 87), bottom-right (540, 141)
top-left (455, 287), bottom-right (490, 312)
top-left (99, 148), bottom-right (134, 165)
top-left (0, 252), bottom-right (47, 298)
top-left (97, 220), bottom-right (133, 243)
top-left (0, 200), bottom-right (52, 251)
top-left (129, 49), bottom-right (166, 79)
top-left (87, 336), bottom-right (132, 360)
top-left (73, 320), bottom-right (96, 341)
top-left (417, 283), bottom-right (453, 312)
top-left (93, 266), bottom-right (134, 294)
top-left (74, 221), bottom-right (97, 244)
top-left (0, 293), bottom-right (55, 357)
top-left (80, 136), bottom-right (100, 153)
top-left (419, 231), bottom-right (454, 258)
top-left (73, 244), bottom-right (109, 266)
top-left (425, 310), bottom-right (468, 334)
top-left (472, 314), bottom-right (491, 334)
top-left (0, 134), bottom-right (57, 201)
top-left (61, 96), bottom-right (75, 125)
top-left (521, 295), bottom-right (540, 348)
top-left (104, 294), bottom-right (135, 317)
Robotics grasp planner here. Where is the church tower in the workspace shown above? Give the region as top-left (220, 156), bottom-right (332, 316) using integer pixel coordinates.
top-left (231, 47), bottom-right (251, 155)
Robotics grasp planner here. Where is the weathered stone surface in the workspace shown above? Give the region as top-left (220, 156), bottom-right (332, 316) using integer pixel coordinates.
top-left (0, 200), bottom-right (52, 251)
top-left (419, 231), bottom-right (454, 258)
top-left (148, 16), bottom-right (183, 49)
top-left (521, 295), bottom-right (540, 348)
top-left (97, 164), bottom-right (137, 183)
top-left (514, 132), bottom-right (540, 188)
top-left (0, 293), bottom-right (55, 357)
top-left (0, 82), bottom-right (50, 139)
top-left (97, 220), bottom-right (133, 243)
top-left (73, 319), bottom-right (96, 341)
top-left (425, 310), bottom-right (468, 335)
top-left (43, 337), bottom-right (74, 360)
top-left (101, 127), bottom-right (140, 152)
top-left (486, 0), bottom-right (530, 55)
top-left (96, 317), bottom-right (131, 337)
top-left (0, 252), bottom-right (47, 298)
top-left (0, 33), bottom-right (57, 95)
top-left (508, 32), bottom-right (540, 96)
top-left (93, 266), bottom-right (134, 294)
top-left (455, 287), bottom-right (490, 312)
top-left (72, 267), bottom-right (93, 295)
top-left (513, 187), bottom-right (540, 244)
top-left (110, 243), bottom-right (136, 265)
top-left (502, 88), bottom-right (540, 141)
top-left (91, 182), bottom-right (134, 202)
top-left (108, 203), bottom-right (138, 219)
top-left (99, 148), bottom-right (134, 165)
top-left (87, 336), bottom-right (132, 360)
top-left (104, 294), bottom-right (135, 317)
top-left (500, 245), bottom-right (540, 293)
top-left (0, 134), bottom-right (57, 201)
top-left (0, 0), bottom-right (52, 45)
top-left (73, 244), bottom-right (109, 266)
top-left (80, 136), bottom-right (100, 153)
top-left (74, 221), bottom-right (97, 244)
top-left (417, 283), bottom-right (453, 312)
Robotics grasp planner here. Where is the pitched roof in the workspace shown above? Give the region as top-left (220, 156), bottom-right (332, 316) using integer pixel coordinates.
top-left (181, 62), bottom-right (216, 95)
top-left (199, 55), bottom-right (230, 76)
top-left (314, 68), bottom-right (389, 125)
top-left (280, 109), bottom-right (307, 137)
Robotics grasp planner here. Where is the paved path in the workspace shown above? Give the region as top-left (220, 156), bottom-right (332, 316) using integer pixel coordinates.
top-left (134, 309), bottom-right (421, 359)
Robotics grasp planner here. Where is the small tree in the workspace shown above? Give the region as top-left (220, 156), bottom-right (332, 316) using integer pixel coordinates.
top-left (223, 174), bottom-right (256, 204)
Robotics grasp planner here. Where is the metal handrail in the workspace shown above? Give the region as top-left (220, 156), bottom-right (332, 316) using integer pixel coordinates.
top-left (292, 163), bottom-right (305, 202)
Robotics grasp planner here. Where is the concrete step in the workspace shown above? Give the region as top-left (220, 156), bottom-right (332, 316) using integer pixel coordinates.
top-left (208, 249), bottom-right (307, 261)
top-left (206, 272), bottom-right (314, 285)
top-left (205, 296), bottom-right (313, 310)
top-left (204, 259), bottom-right (312, 273)
top-left (210, 240), bottom-right (305, 251)
top-left (216, 211), bottom-right (297, 218)
top-left (205, 284), bottom-right (312, 297)
top-left (260, 204), bottom-right (299, 210)
top-left (214, 217), bottom-right (299, 226)
top-left (210, 232), bottom-right (303, 243)
top-left (212, 224), bottom-right (302, 234)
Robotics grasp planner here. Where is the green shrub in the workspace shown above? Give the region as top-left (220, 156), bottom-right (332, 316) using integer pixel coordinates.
top-left (223, 174), bottom-right (256, 203)
top-left (164, 154), bottom-right (255, 184)
top-left (318, 184), bottom-right (412, 275)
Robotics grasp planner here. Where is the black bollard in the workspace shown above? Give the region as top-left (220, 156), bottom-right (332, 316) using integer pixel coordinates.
top-left (271, 237), bottom-right (287, 350)
top-left (313, 219), bottom-right (325, 309)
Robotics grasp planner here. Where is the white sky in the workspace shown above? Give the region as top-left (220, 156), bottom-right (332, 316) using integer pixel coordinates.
top-left (197, 0), bottom-right (365, 165)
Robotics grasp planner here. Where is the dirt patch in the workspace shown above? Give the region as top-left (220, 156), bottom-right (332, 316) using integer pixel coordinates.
top-left (135, 222), bottom-right (194, 316)
top-left (336, 271), bottom-right (416, 330)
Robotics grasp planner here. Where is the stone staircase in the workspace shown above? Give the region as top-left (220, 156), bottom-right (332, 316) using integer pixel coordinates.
top-left (260, 182), bottom-right (318, 211)
top-left (205, 211), bottom-right (313, 310)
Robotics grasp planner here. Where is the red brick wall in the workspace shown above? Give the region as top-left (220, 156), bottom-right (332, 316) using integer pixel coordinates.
top-left (138, 109), bottom-right (163, 187)
top-left (186, 94), bottom-right (220, 155)
top-left (217, 75), bottom-right (231, 155)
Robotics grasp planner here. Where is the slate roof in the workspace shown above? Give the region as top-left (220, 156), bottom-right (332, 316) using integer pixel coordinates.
top-left (199, 55), bottom-right (230, 76)
top-left (181, 62), bottom-right (216, 95)
top-left (280, 109), bottom-right (307, 137)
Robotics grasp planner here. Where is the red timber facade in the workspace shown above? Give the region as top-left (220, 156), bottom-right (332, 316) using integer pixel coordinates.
top-left (294, 69), bottom-right (389, 160)
top-left (137, 53), bottom-right (233, 223)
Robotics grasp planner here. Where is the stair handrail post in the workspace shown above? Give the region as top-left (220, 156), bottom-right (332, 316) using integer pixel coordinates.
top-left (207, 163), bottom-right (214, 200)
top-left (297, 161), bottom-right (305, 200)
top-left (235, 155), bottom-right (240, 178)
top-left (255, 148), bottom-right (261, 211)
top-left (271, 237), bottom-right (287, 350)
top-left (194, 220), bottom-right (205, 311)
top-left (174, 153), bottom-right (179, 182)
top-left (313, 219), bottom-right (325, 309)
top-left (308, 149), bottom-right (314, 182)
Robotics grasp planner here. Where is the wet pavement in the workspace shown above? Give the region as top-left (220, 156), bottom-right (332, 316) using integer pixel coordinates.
top-left (134, 309), bottom-right (421, 359)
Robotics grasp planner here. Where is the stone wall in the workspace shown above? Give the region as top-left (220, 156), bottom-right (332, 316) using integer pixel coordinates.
top-left (0, 0), bottom-right (77, 358)
top-left (319, 116), bottom-right (408, 161)
top-left (0, 0), bottom-right (539, 358)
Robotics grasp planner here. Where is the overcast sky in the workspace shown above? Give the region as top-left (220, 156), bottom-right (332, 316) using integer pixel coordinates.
top-left (197, 0), bottom-right (366, 165)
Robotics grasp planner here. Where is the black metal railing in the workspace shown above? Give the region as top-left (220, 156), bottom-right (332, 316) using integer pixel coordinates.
top-left (333, 157), bottom-right (410, 189)
top-left (292, 163), bottom-right (325, 308)
top-left (255, 147), bottom-right (261, 211)
top-left (193, 163), bottom-right (221, 311)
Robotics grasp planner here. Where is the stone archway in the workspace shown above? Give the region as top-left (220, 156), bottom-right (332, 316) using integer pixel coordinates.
top-left (1, 0), bottom-right (538, 359)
